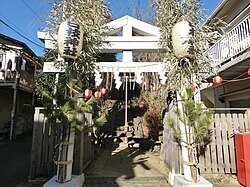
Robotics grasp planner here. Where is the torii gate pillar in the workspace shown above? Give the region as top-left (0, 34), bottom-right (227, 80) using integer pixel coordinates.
top-left (122, 24), bottom-right (133, 62)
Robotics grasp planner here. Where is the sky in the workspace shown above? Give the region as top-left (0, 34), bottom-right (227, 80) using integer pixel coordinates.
top-left (0, 0), bottom-right (221, 57)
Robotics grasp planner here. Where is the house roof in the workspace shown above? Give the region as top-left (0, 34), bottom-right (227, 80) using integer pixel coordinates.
top-left (0, 34), bottom-right (37, 56)
top-left (204, 0), bottom-right (250, 25)
top-left (0, 33), bottom-right (42, 68)
top-left (204, 0), bottom-right (228, 24)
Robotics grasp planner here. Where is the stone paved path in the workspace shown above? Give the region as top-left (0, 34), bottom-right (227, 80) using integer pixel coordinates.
top-left (83, 142), bottom-right (171, 187)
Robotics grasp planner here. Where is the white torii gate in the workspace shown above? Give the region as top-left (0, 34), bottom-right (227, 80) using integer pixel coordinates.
top-left (96, 15), bottom-right (165, 70)
top-left (38, 15), bottom-right (199, 184)
top-left (38, 15), bottom-right (165, 72)
top-left (94, 16), bottom-right (166, 136)
top-left (38, 15), bottom-right (166, 141)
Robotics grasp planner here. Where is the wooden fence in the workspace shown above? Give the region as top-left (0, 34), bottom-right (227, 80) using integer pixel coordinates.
top-left (163, 126), bottom-right (180, 174)
top-left (73, 112), bottom-right (93, 175)
top-left (199, 109), bottom-right (250, 174)
top-left (162, 104), bottom-right (180, 175)
top-left (29, 107), bottom-right (93, 180)
top-left (163, 108), bottom-right (250, 174)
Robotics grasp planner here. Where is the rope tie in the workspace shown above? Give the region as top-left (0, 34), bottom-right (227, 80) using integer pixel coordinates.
top-left (54, 141), bottom-right (74, 149)
top-left (54, 160), bottom-right (73, 165)
top-left (182, 160), bottom-right (198, 167)
top-left (181, 142), bottom-right (196, 150)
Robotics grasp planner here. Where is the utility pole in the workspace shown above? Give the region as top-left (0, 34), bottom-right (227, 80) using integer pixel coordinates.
top-left (10, 50), bottom-right (22, 140)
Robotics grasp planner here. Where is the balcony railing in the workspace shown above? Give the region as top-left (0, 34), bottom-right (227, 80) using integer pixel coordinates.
top-left (207, 15), bottom-right (250, 67)
top-left (0, 70), bottom-right (35, 91)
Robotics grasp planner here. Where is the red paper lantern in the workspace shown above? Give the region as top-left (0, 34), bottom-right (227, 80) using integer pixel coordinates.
top-left (100, 88), bottom-right (107, 95)
top-left (248, 68), bottom-right (250, 76)
top-left (152, 85), bottom-right (158, 92)
top-left (213, 75), bottom-right (223, 84)
top-left (94, 91), bottom-right (102, 99)
top-left (84, 88), bottom-right (92, 98)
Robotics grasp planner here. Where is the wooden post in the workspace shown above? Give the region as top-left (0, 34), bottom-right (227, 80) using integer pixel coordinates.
top-left (124, 76), bottom-right (129, 143)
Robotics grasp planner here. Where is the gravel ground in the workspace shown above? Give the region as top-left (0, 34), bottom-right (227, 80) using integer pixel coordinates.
top-left (203, 174), bottom-right (242, 187)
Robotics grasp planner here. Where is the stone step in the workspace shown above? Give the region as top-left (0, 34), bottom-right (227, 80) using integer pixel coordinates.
top-left (116, 130), bottom-right (133, 137)
top-left (83, 176), bottom-right (170, 187)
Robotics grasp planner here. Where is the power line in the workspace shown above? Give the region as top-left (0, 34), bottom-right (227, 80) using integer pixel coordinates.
top-left (0, 19), bottom-right (44, 49)
top-left (20, 0), bottom-right (38, 16)
top-left (0, 28), bottom-right (7, 35)
top-left (0, 12), bottom-right (35, 40)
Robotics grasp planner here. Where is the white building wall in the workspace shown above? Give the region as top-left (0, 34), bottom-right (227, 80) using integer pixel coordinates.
top-left (2, 50), bottom-right (16, 71)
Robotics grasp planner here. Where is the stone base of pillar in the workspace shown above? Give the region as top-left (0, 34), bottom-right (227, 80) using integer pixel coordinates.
top-left (43, 174), bottom-right (85, 187)
top-left (173, 174), bottom-right (213, 187)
